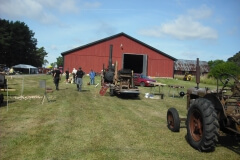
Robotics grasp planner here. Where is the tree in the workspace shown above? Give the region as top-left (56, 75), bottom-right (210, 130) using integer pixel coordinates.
top-left (50, 62), bottom-right (57, 68)
top-left (208, 60), bottom-right (225, 70)
top-left (227, 51), bottom-right (240, 67)
top-left (0, 19), bottom-right (47, 67)
top-left (208, 61), bottom-right (240, 78)
top-left (35, 47), bottom-right (48, 67)
top-left (43, 59), bottom-right (49, 67)
top-left (56, 56), bottom-right (63, 67)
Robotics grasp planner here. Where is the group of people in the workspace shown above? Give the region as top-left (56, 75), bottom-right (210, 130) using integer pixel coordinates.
top-left (52, 67), bottom-right (96, 92)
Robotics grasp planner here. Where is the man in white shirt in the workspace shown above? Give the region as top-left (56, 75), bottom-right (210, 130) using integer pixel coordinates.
top-left (72, 68), bottom-right (77, 83)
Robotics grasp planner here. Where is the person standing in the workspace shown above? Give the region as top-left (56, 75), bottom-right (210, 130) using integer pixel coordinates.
top-left (53, 67), bottom-right (61, 90)
top-left (65, 70), bottom-right (69, 84)
top-left (76, 67), bottom-right (85, 92)
top-left (72, 68), bottom-right (77, 83)
top-left (89, 69), bottom-right (96, 85)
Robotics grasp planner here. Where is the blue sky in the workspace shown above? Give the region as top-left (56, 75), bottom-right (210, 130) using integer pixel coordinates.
top-left (0, 0), bottom-right (239, 64)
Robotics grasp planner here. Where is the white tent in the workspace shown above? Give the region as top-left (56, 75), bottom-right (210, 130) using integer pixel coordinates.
top-left (12, 64), bottom-right (38, 74)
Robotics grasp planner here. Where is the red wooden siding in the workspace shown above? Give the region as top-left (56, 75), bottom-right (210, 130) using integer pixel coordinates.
top-left (62, 34), bottom-right (175, 77)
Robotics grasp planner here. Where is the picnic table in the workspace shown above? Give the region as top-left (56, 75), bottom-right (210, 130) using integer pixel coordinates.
top-left (168, 85), bottom-right (185, 98)
top-left (149, 82), bottom-right (166, 99)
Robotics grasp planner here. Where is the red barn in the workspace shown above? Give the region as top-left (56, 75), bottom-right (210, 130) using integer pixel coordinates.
top-left (61, 32), bottom-right (176, 77)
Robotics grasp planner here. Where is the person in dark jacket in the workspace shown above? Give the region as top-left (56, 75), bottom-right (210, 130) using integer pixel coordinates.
top-left (65, 70), bottom-right (69, 83)
top-left (76, 67), bottom-right (85, 92)
top-left (53, 67), bottom-right (61, 90)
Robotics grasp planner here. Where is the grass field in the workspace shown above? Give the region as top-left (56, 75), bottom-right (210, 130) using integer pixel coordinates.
top-left (0, 74), bottom-right (239, 160)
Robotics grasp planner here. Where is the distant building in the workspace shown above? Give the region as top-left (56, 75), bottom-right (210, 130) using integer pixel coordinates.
top-left (174, 59), bottom-right (209, 75)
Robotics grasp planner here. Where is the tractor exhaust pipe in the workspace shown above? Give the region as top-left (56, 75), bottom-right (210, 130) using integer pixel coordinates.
top-left (103, 45), bottom-right (115, 83)
top-left (109, 44), bottom-right (113, 71)
top-left (196, 58), bottom-right (200, 89)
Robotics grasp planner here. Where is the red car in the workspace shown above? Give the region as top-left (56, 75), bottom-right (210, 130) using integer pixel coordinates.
top-left (133, 73), bottom-right (156, 87)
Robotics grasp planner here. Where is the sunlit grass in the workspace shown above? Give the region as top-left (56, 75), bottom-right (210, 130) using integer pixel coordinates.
top-left (0, 74), bottom-right (239, 159)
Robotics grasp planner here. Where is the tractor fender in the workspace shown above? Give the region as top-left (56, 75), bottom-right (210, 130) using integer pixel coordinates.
top-left (203, 94), bottom-right (227, 119)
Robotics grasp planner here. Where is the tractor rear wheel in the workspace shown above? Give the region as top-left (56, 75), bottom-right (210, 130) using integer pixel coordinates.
top-left (167, 108), bottom-right (180, 132)
top-left (187, 98), bottom-right (219, 152)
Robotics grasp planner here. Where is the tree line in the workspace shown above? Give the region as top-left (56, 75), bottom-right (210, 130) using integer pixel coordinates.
top-left (208, 51), bottom-right (240, 78)
top-left (0, 19), bottom-right (48, 67)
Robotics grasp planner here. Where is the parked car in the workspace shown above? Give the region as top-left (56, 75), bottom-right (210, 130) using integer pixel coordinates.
top-left (133, 73), bottom-right (156, 87)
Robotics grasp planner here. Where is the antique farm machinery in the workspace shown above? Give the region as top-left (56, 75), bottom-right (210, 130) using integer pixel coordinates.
top-left (167, 58), bottom-right (240, 152)
top-left (100, 45), bottom-right (139, 97)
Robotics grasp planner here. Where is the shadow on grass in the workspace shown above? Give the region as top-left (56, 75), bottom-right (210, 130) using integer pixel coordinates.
top-left (183, 134), bottom-right (240, 154)
top-left (52, 88), bottom-right (90, 92)
top-left (0, 100), bottom-right (16, 107)
top-left (217, 135), bottom-right (240, 155)
top-left (81, 89), bottom-right (90, 92)
top-left (116, 94), bottom-right (141, 100)
top-left (73, 89), bottom-right (90, 92)
top-left (57, 88), bottom-right (69, 90)
top-left (48, 100), bottom-right (56, 102)
top-left (180, 125), bottom-right (187, 129)
top-left (7, 83), bottom-right (18, 85)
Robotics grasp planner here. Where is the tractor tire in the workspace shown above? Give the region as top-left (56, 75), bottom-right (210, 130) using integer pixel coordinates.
top-left (140, 82), bottom-right (145, 87)
top-left (187, 98), bottom-right (219, 152)
top-left (167, 108), bottom-right (180, 132)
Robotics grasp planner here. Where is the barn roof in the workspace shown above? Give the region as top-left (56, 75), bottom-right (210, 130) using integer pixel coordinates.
top-left (175, 59), bottom-right (209, 72)
top-left (61, 32), bottom-right (177, 61)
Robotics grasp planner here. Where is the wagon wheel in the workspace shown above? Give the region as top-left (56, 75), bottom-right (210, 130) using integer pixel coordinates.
top-left (167, 108), bottom-right (180, 132)
top-left (187, 98), bottom-right (219, 152)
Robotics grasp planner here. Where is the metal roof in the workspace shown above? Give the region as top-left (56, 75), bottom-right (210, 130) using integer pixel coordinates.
top-left (174, 59), bottom-right (209, 72)
top-left (61, 32), bottom-right (177, 61)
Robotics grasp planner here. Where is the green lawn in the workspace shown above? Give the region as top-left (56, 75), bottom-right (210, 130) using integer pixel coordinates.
top-left (0, 74), bottom-right (239, 160)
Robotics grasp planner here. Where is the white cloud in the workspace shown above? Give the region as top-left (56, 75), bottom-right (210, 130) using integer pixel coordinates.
top-left (59, 0), bottom-right (79, 13)
top-left (187, 5), bottom-right (212, 19)
top-left (96, 22), bottom-right (117, 36)
top-left (38, 0), bottom-right (56, 8)
top-left (0, 0), bottom-right (58, 24)
top-left (227, 26), bottom-right (238, 35)
top-left (83, 2), bottom-right (101, 8)
top-left (181, 51), bottom-right (200, 59)
top-left (162, 16), bottom-right (217, 39)
top-left (0, 0), bottom-right (100, 24)
top-left (0, 0), bottom-right (43, 19)
top-left (50, 45), bottom-right (58, 51)
top-left (139, 5), bottom-right (218, 40)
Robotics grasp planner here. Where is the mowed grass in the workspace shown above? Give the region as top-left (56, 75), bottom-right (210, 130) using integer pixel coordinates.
top-left (0, 74), bottom-right (239, 160)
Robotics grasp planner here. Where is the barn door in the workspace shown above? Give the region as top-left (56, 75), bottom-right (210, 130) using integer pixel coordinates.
top-left (142, 54), bottom-right (147, 76)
